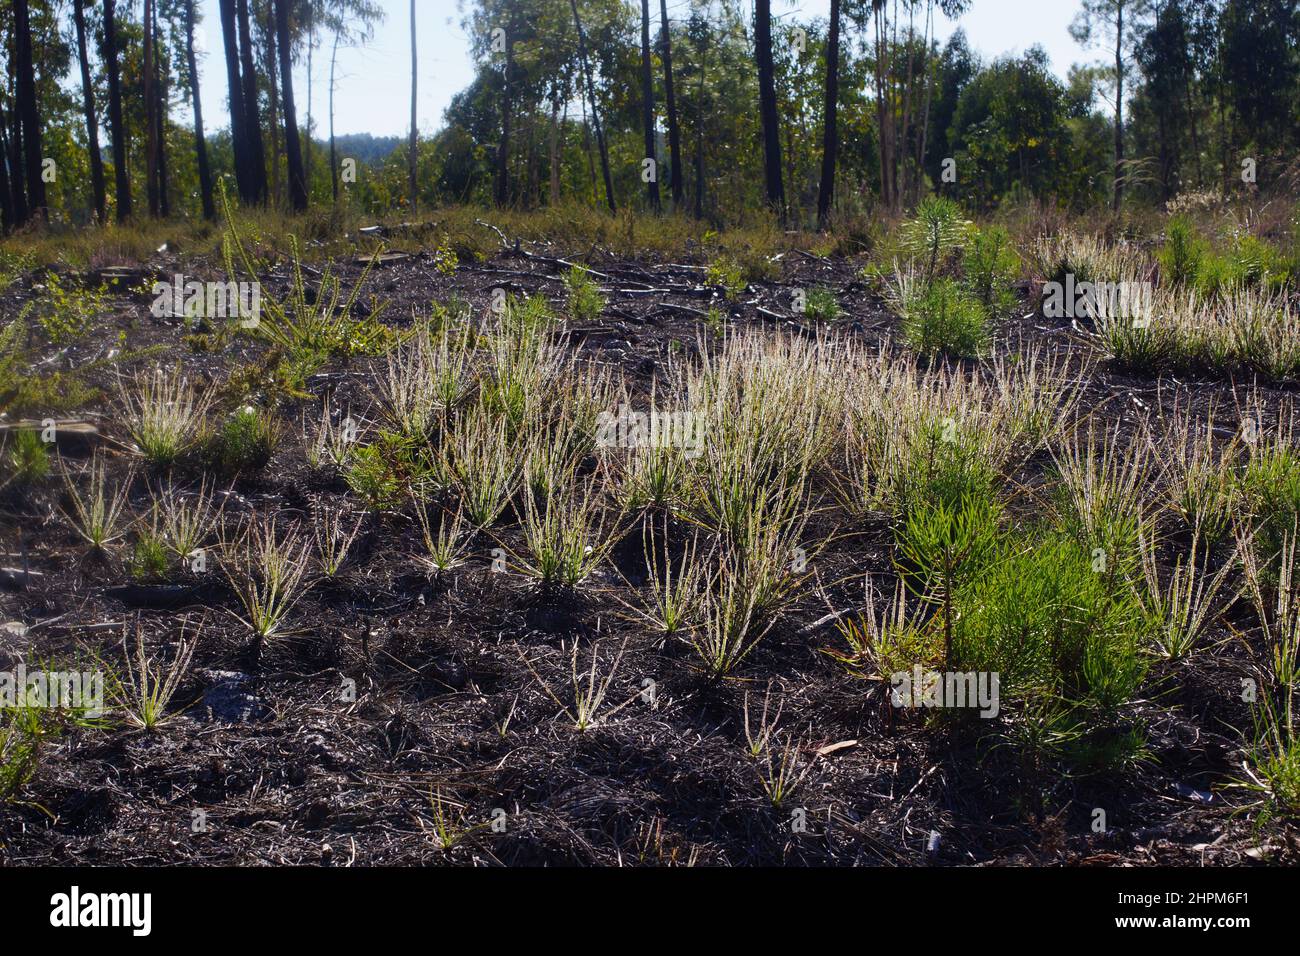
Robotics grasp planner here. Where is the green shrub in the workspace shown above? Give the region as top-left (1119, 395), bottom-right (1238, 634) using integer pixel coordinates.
top-left (1233, 234), bottom-right (1282, 289)
top-left (962, 225), bottom-right (1020, 317)
top-left (1094, 311), bottom-right (1175, 371)
top-left (1157, 215), bottom-right (1206, 288)
top-left (37, 272), bottom-right (108, 345)
top-left (900, 277), bottom-right (989, 359)
top-left (345, 430), bottom-right (432, 512)
top-left (221, 187), bottom-right (395, 373)
top-left (898, 418), bottom-right (999, 516)
top-left (0, 251), bottom-right (31, 296)
top-left (129, 530), bottom-right (170, 582)
top-left (1238, 442), bottom-right (1300, 566)
top-left (900, 196), bottom-right (970, 281)
top-left (563, 266), bottom-right (606, 323)
top-left (1193, 251), bottom-right (1242, 298)
top-left (960, 531), bottom-right (1148, 731)
top-left (502, 293), bottom-right (557, 336)
top-left (803, 287), bottom-right (840, 322)
top-left (1240, 696), bottom-right (1300, 822)
top-left (2, 429), bottom-right (50, 486)
top-left (706, 254), bottom-right (747, 300)
top-left (897, 494), bottom-right (1002, 671)
top-left (212, 406), bottom-right (281, 476)
top-left (0, 707), bottom-right (46, 803)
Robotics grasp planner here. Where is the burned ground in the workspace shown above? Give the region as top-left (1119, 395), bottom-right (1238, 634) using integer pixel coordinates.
top-left (0, 232), bottom-right (1295, 866)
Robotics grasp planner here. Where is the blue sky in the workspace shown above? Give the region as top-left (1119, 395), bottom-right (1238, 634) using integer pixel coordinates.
top-left (190, 0), bottom-right (1089, 140)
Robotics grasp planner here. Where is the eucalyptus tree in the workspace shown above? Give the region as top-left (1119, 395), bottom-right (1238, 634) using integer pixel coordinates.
top-left (71, 0), bottom-right (108, 223)
top-left (1071, 0), bottom-right (1154, 210)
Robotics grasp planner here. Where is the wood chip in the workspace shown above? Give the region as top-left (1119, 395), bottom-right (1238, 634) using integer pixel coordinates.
top-left (816, 739), bottom-right (858, 757)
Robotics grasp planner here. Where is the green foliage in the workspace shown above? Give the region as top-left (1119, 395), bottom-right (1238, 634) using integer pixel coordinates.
top-left (1191, 234), bottom-right (1290, 299)
top-left (1192, 251), bottom-right (1241, 298)
top-left (1238, 442), bottom-right (1300, 566)
top-left (948, 48), bottom-right (1101, 210)
top-left (211, 406), bottom-right (281, 476)
top-left (432, 237), bottom-right (460, 275)
top-left (516, 484), bottom-right (614, 590)
top-left (899, 418), bottom-right (999, 516)
top-left (959, 532), bottom-right (1147, 711)
top-left (802, 287), bottom-right (840, 322)
top-left (36, 272), bottom-right (109, 346)
top-left (897, 494), bottom-right (1002, 671)
top-left (1241, 695), bottom-right (1300, 821)
top-left (899, 197), bottom-right (970, 280)
top-left (1095, 310), bottom-right (1175, 371)
top-left (1158, 216), bottom-right (1206, 287)
top-left (129, 530), bottom-right (170, 583)
top-left (962, 225), bottom-right (1020, 317)
top-left (0, 309), bottom-right (122, 416)
top-left (706, 254), bottom-right (747, 300)
top-left (899, 277), bottom-right (989, 359)
top-left (1233, 234), bottom-right (1276, 288)
top-left (0, 706), bottom-right (47, 804)
top-left (120, 366), bottom-right (213, 469)
top-left (221, 184), bottom-right (396, 372)
top-left (2, 429), bottom-right (51, 486)
top-left (563, 266), bottom-right (606, 323)
top-left (0, 251), bottom-right (31, 295)
top-left (502, 293), bottom-right (557, 336)
top-left (345, 430), bottom-right (429, 513)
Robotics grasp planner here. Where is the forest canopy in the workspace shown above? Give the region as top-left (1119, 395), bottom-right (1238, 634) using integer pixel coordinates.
top-left (0, 0), bottom-right (1297, 231)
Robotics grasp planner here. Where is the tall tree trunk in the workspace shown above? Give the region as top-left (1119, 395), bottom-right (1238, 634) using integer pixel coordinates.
top-left (874, 3), bottom-right (895, 210)
top-left (0, 123), bottom-right (11, 230)
top-left (889, 0), bottom-right (900, 208)
top-left (408, 0), bottom-right (418, 211)
top-left (817, 0), bottom-right (841, 229)
top-left (916, 0), bottom-right (936, 199)
top-left (263, 12), bottom-right (282, 206)
top-left (154, 1), bottom-right (170, 218)
top-left (754, 0), bottom-right (785, 215)
top-left (900, 3), bottom-right (916, 204)
top-left (693, 52), bottom-right (705, 221)
top-left (275, 0), bottom-right (307, 211)
top-left (525, 112), bottom-right (539, 207)
top-left (72, 0), bottom-right (108, 224)
top-left (218, 0), bottom-right (252, 203)
top-left (495, 11), bottom-right (516, 207)
top-left (0, 104), bottom-right (15, 231)
top-left (13, 0), bottom-right (46, 221)
top-left (103, 0), bottom-right (130, 220)
top-left (237, 0), bottom-right (268, 204)
top-left (304, 9), bottom-right (314, 195)
top-left (548, 91), bottom-right (562, 206)
top-left (1113, 0), bottom-right (1124, 212)
top-left (3, 102), bottom-right (27, 226)
top-left (639, 0), bottom-right (660, 211)
top-left (1181, 25), bottom-right (1202, 188)
top-left (329, 30), bottom-right (339, 203)
top-left (185, 0), bottom-right (216, 220)
top-left (570, 0), bottom-right (614, 211)
top-left (658, 0), bottom-right (683, 207)
top-left (579, 89), bottom-right (598, 203)
top-left (143, 0), bottom-right (160, 216)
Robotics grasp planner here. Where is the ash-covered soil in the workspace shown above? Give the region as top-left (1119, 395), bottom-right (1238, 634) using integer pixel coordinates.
top-left (1, 235), bottom-right (1295, 866)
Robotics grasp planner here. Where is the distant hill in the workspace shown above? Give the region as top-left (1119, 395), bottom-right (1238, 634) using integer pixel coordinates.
top-left (317, 133), bottom-right (402, 166)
